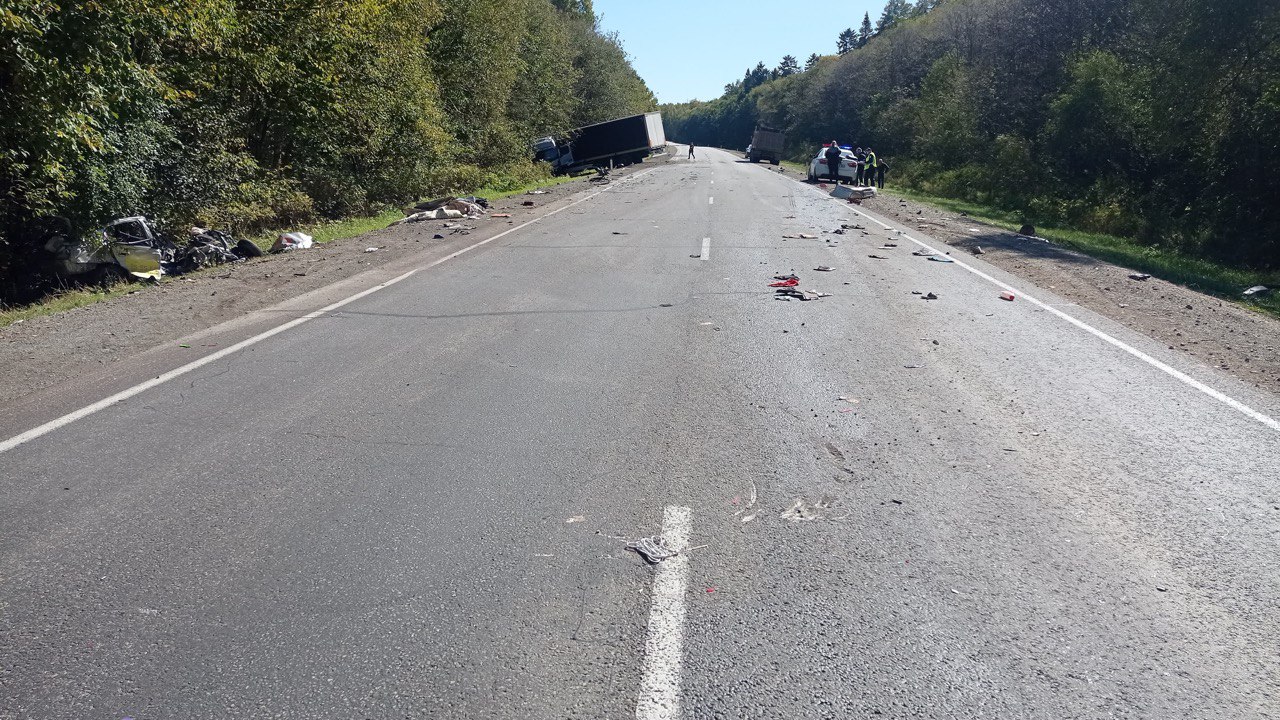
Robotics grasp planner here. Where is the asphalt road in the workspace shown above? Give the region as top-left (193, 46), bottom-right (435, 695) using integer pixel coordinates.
top-left (3, 147), bottom-right (1280, 719)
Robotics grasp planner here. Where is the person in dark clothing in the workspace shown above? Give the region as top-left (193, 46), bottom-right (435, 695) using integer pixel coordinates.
top-left (875, 158), bottom-right (888, 189)
top-left (853, 147), bottom-right (866, 185)
top-left (824, 142), bottom-right (843, 185)
top-left (688, 143), bottom-right (696, 160)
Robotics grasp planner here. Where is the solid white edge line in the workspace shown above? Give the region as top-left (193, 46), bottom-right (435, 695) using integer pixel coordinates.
top-left (636, 505), bottom-right (692, 720)
top-left (0, 167), bottom-right (661, 455)
top-left (700, 238), bottom-right (710, 261)
top-left (843, 204), bottom-right (1280, 432)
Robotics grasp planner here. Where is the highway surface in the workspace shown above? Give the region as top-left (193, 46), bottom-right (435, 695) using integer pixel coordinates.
top-left (3, 147), bottom-right (1280, 719)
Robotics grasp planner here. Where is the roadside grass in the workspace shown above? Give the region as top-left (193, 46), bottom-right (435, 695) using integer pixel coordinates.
top-left (0, 283), bottom-right (139, 328)
top-left (1, 172), bottom-right (593, 329)
top-left (884, 186), bottom-right (1280, 319)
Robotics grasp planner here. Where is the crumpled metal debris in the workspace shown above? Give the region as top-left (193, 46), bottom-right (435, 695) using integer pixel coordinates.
top-left (627, 536), bottom-right (679, 564)
top-left (271, 232), bottom-right (314, 253)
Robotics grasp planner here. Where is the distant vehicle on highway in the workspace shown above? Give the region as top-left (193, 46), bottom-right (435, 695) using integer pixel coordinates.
top-left (807, 145), bottom-right (857, 183)
top-left (747, 126), bottom-right (785, 165)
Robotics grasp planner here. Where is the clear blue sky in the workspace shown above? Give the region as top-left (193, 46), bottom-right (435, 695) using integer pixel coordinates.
top-left (594, 0), bottom-right (889, 104)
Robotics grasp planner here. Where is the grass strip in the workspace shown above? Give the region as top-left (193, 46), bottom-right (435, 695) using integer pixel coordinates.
top-left (886, 186), bottom-right (1280, 319)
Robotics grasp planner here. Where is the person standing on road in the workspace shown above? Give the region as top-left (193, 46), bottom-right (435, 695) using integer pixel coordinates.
top-left (688, 143), bottom-right (696, 160)
top-left (824, 141), bottom-right (843, 185)
top-left (853, 147), bottom-right (866, 186)
top-left (875, 157), bottom-right (889, 189)
top-left (863, 147), bottom-right (877, 187)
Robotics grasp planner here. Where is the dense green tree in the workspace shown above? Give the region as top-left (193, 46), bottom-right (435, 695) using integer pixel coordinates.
top-left (663, 0), bottom-right (1280, 268)
top-left (0, 0), bottom-right (656, 300)
top-left (805, 53), bottom-right (822, 70)
top-left (857, 13), bottom-right (874, 47)
top-left (877, 0), bottom-right (912, 32)
top-left (776, 55), bottom-right (800, 77)
top-left (837, 28), bottom-right (856, 54)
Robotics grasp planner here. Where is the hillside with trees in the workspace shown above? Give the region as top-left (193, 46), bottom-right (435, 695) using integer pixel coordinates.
top-left (663, 0), bottom-right (1280, 270)
top-left (0, 0), bottom-right (655, 301)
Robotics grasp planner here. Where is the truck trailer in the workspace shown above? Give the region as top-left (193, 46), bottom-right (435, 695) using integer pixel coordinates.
top-left (748, 125), bottom-right (785, 165)
top-left (533, 112), bottom-right (666, 175)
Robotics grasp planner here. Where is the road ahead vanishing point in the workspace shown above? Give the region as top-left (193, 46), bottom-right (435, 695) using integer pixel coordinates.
top-left (3, 148), bottom-right (1279, 719)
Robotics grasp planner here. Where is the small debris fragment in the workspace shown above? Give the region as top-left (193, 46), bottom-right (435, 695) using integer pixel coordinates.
top-left (491, 213), bottom-right (512, 218)
top-left (1243, 285), bottom-right (1271, 297)
top-left (565, 516), bottom-right (586, 524)
top-left (627, 536), bottom-right (679, 563)
top-left (1156, 586), bottom-right (1168, 592)
top-left (927, 256), bottom-right (955, 263)
top-left (659, 303), bottom-right (674, 307)
top-left (364, 247), bottom-right (379, 253)
top-left (868, 254), bottom-right (888, 260)
top-left (972, 246), bottom-right (985, 255)
top-left (814, 265), bottom-right (835, 272)
top-left (1000, 291), bottom-right (1016, 301)
top-left (922, 292), bottom-right (939, 300)
top-left (1129, 273), bottom-right (1151, 281)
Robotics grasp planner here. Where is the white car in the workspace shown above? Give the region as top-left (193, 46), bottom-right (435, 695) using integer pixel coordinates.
top-left (807, 147), bottom-right (858, 183)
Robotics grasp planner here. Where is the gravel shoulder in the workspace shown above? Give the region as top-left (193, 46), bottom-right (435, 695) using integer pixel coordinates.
top-left (764, 160), bottom-right (1280, 397)
top-left (0, 158), bottom-right (665, 408)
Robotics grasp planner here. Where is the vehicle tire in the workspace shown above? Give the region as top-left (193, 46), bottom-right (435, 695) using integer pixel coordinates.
top-left (94, 263), bottom-right (131, 288)
top-left (235, 238), bottom-right (265, 258)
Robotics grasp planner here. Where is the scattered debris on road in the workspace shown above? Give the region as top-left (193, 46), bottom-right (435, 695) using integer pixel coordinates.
top-left (928, 256), bottom-right (955, 263)
top-left (868, 254), bottom-right (888, 260)
top-left (565, 516), bottom-right (586, 524)
top-left (972, 246), bottom-right (985, 255)
top-left (781, 497), bottom-right (833, 521)
top-left (815, 265), bottom-right (835, 272)
top-left (922, 292), bottom-right (939, 300)
top-left (1000, 291), bottom-right (1016, 301)
top-left (1129, 273), bottom-right (1152, 281)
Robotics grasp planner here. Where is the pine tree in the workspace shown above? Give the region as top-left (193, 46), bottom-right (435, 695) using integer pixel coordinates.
top-left (837, 28), bottom-right (856, 54)
top-left (857, 12), bottom-right (874, 47)
top-left (776, 55), bottom-right (800, 77)
top-left (805, 53), bottom-right (821, 71)
top-left (877, 0), bottom-right (911, 33)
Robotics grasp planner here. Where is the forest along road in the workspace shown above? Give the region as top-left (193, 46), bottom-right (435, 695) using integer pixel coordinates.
top-left (3, 146), bottom-right (1280, 720)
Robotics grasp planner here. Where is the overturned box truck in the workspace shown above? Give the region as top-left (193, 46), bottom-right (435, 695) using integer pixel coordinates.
top-left (534, 112), bottom-right (666, 175)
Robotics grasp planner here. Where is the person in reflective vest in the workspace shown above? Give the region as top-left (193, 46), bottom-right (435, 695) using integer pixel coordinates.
top-left (864, 148), bottom-right (877, 186)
